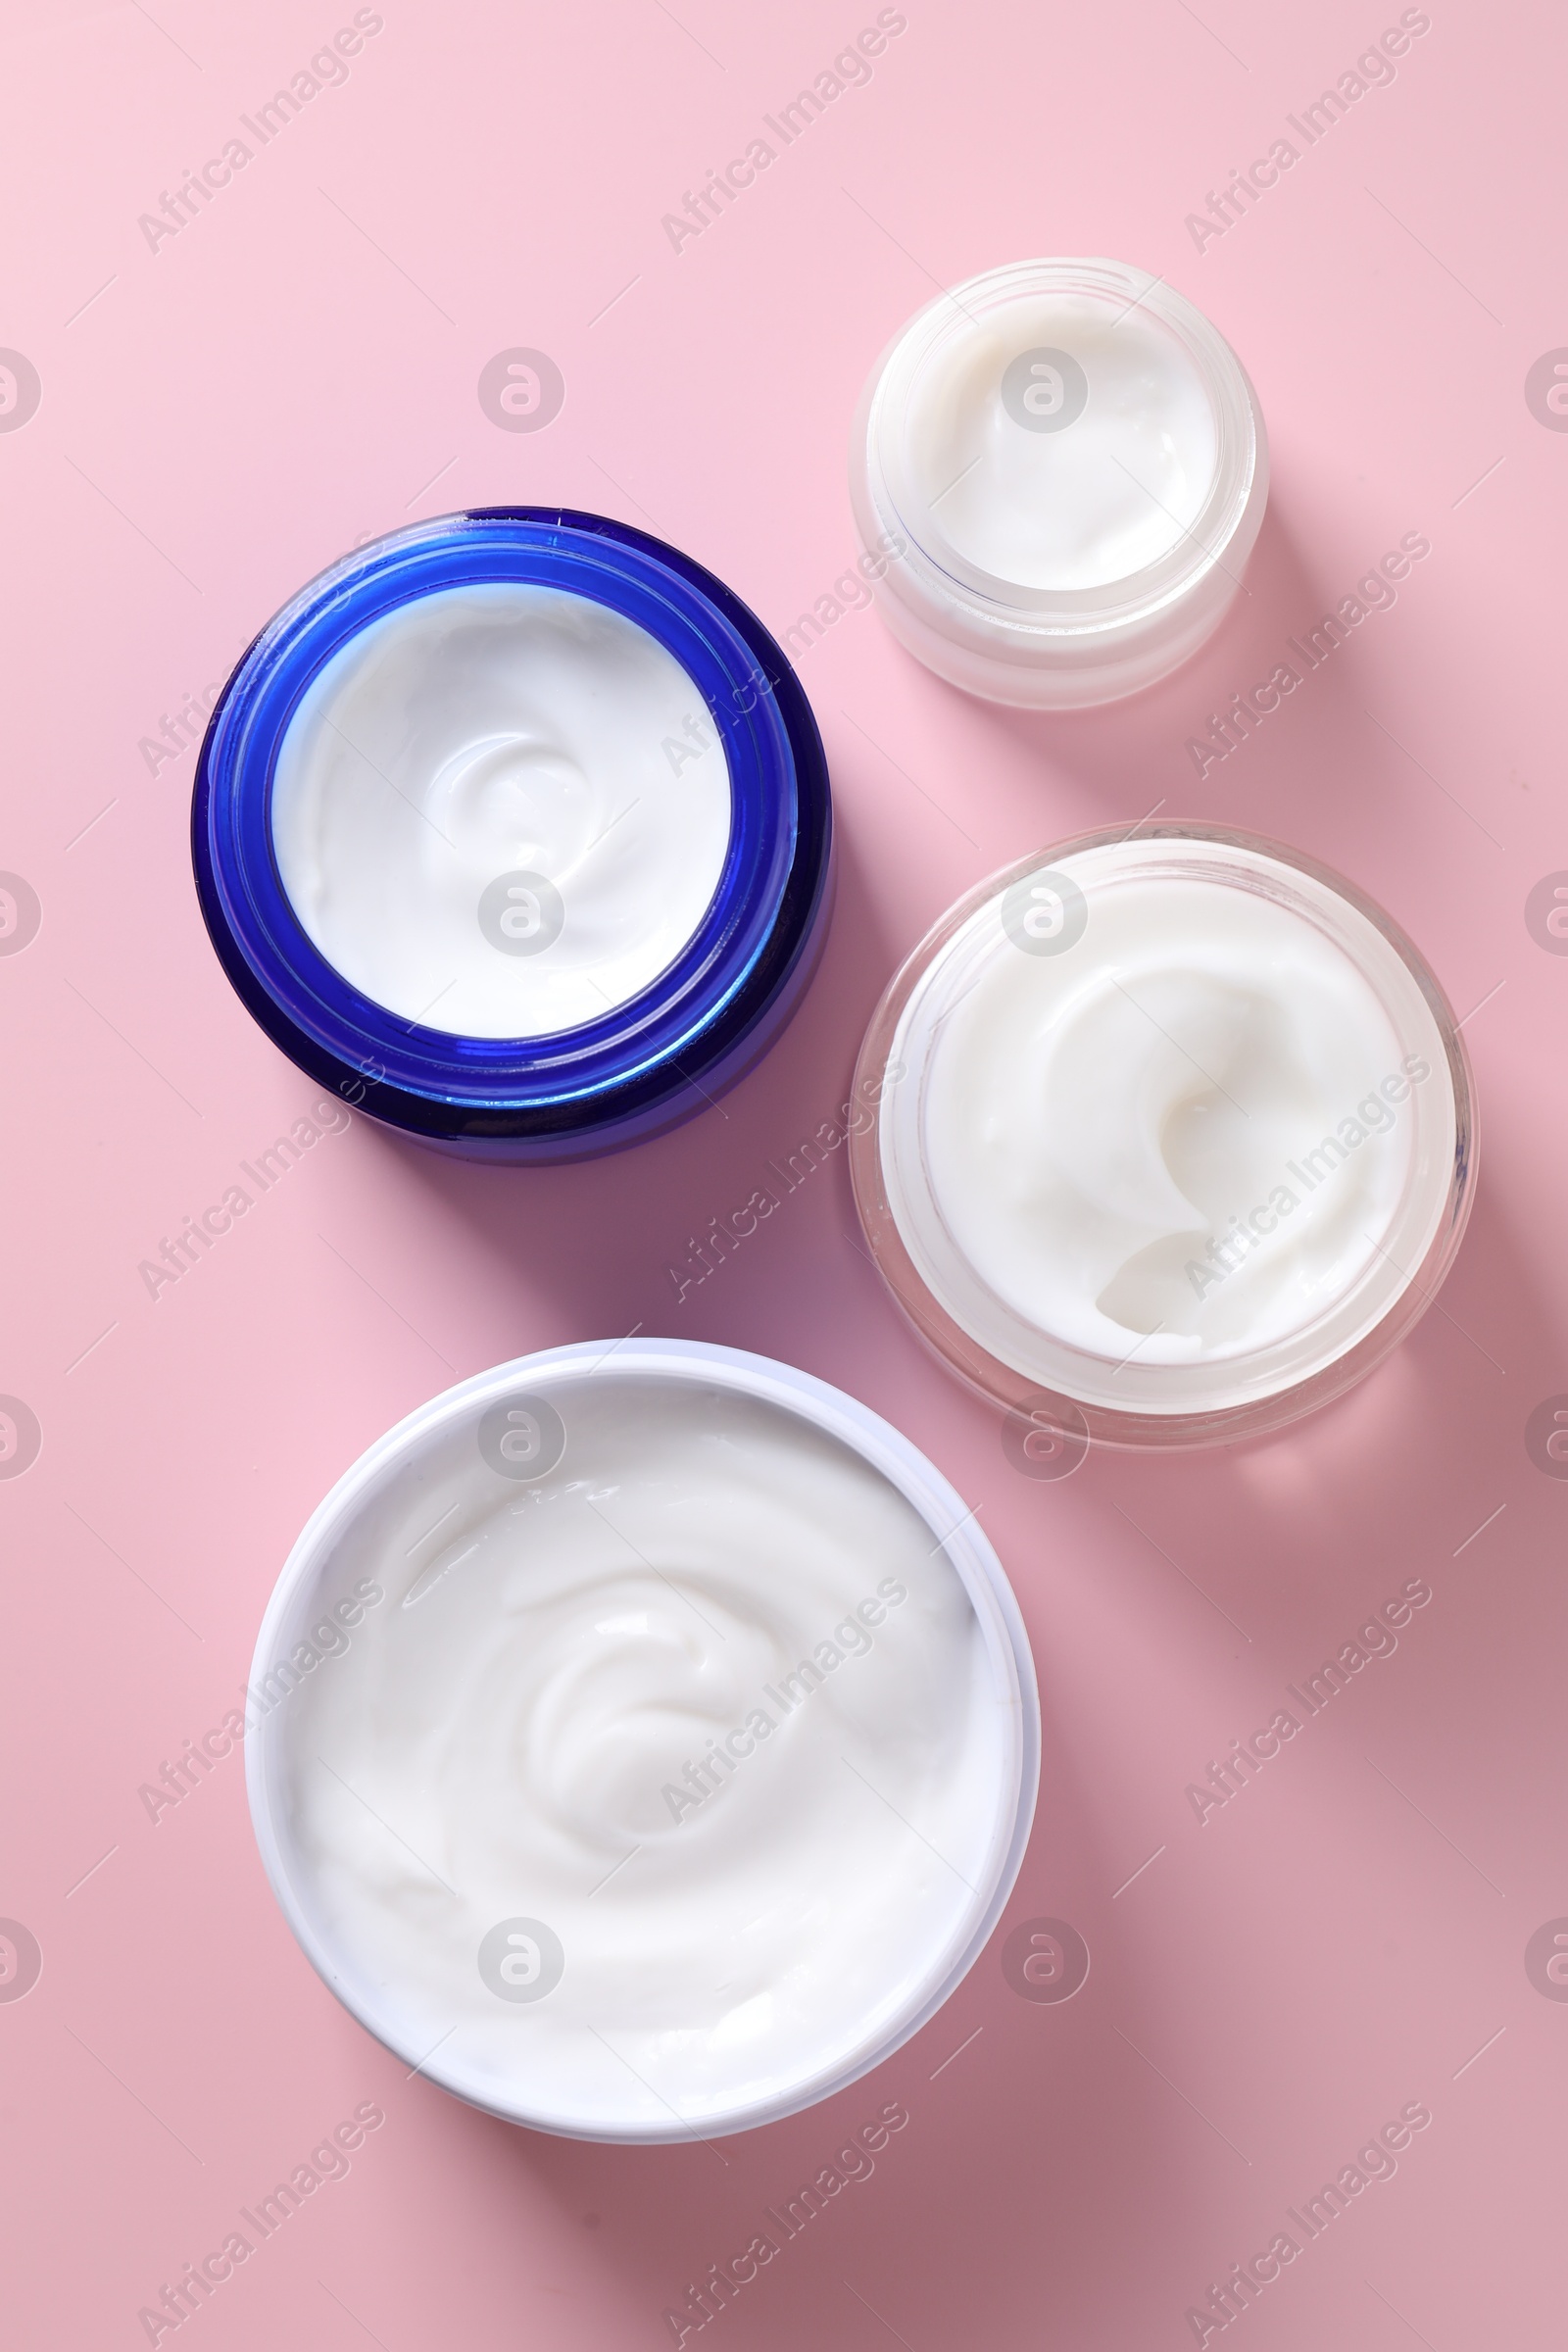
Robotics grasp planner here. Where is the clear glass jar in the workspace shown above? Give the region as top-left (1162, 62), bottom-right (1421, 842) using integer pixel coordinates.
top-left (850, 259), bottom-right (1268, 708)
top-left (851, 827), bottom-right (1475, 1450)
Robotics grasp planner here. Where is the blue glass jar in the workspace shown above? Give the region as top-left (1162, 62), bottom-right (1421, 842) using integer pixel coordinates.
top-left (192, 509), bottom-right (833, 1161)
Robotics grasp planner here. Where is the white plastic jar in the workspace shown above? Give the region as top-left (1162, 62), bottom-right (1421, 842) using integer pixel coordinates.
top-left (851, 827), bottom-right (1475, 1450)
top-left (850, 259), bottom-right (1268, 707)
top-left (246, 1342), bottom-right (1038, 2139)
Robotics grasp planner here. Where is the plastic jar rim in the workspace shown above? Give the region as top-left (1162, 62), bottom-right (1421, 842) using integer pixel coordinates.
top-left (245, 1339), bottom-right (1041, 2139)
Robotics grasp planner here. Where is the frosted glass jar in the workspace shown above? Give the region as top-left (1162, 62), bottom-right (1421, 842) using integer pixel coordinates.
top-left (850, 259), bottom-right (1268, 708)
top-left (851, 827), bottom-right (1475, 1450)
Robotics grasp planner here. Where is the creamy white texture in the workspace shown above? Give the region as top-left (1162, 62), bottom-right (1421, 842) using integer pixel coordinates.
top-left (883, 841), bottom-right (1456, 1415)
top-left (270, 584), bottom-right (731, 1038)
top-left (902, 293), bottom-right (1219, 592)
top-left (277, 1377), bottom-right (1011, 2132)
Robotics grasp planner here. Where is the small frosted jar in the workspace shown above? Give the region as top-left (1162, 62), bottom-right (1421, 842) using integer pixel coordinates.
top-left (193, 510), bottom-right (832, 1161)
top-left (851, 827), bottom-right (1475, 1452)
top-left (850, 259), bottom-right (1268, 708)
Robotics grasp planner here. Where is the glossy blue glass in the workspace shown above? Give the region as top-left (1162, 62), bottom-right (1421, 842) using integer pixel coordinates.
top-left (193, 508), bottom-right (833, 1160)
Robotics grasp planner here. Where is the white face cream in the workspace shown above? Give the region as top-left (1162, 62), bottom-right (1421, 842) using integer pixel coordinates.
top-left (270, 584), bottom-right (732, 1038)
top-left (250, 1348), bottom-right (1033, 2138)
top-left (851, 259), bottom-right (1268, 708)
top-left (902, 292), bottom-right (1219, 593)
top-left (868, 834), bottom-right (1466, 1428)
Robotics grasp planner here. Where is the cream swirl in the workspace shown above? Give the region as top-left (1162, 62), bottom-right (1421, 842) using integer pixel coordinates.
top-left (882, 836), bottom-right (1457, 1415)
top-left (270, 582), bottom-right (731, 1038)
top-left (279, 1374), bottom-right (1015, 2132)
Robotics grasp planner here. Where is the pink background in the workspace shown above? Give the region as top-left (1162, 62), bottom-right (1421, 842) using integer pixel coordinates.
top-left (3, 0), bottom-right (1566, 2343)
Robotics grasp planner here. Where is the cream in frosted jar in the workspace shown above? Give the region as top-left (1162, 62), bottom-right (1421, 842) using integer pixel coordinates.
top-left (852, 829), bottom-right (1474, 1448)
top-left (247, 1344), bottom-right (1037, 2138)
top-left (850, 259), bottom-right (1268, 707)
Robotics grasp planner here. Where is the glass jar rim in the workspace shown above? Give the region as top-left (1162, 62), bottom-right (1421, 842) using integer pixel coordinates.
top-left (862, 258), bottom-right (1264, 632)
top-left (851, 824), bottom-right (1476, 1450)
top-left (192, 508), bottom-right (831, 1145)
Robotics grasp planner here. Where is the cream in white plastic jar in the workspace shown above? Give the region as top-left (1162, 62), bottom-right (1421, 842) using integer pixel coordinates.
top-left (270, 583), bottom-right (732, 1039)
top-left (850, 259), bottom-right (1268, 707)
top-left (852, 829), bottom-right (1474, 1448)
top-left (247, 1343), bottom-right (1037, 2139)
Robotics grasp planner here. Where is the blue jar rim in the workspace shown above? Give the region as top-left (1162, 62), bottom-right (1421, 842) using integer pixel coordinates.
top-left (192, 508), bottom-right (832, 1146)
